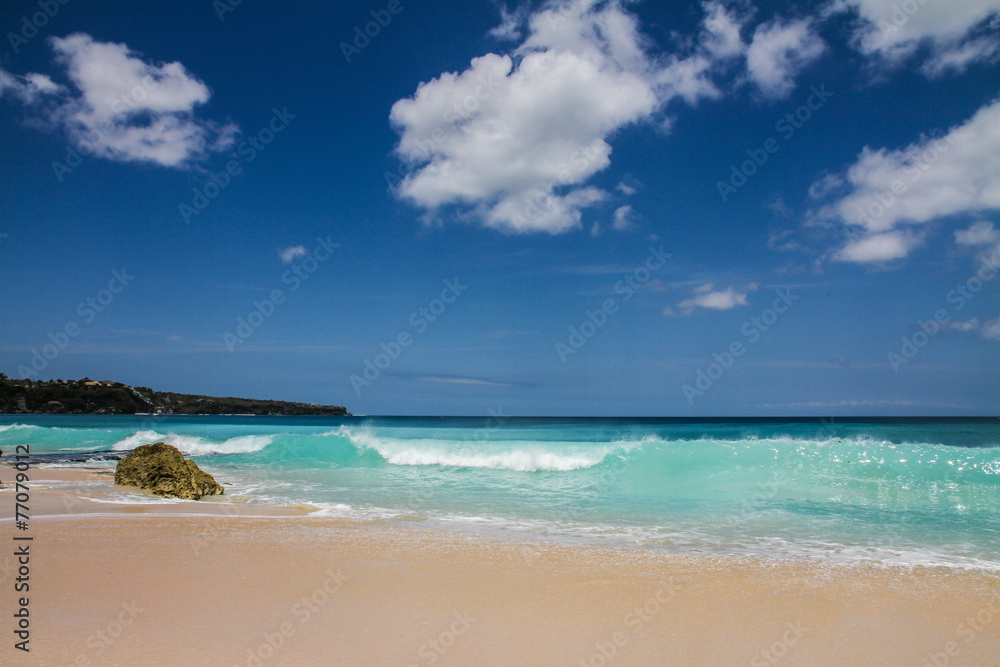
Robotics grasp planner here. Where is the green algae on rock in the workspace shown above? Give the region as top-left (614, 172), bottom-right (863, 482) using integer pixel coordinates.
top-left (114, 442), bottom-right (224, 500)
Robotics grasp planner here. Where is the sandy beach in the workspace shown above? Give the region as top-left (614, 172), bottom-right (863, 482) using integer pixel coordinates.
top-left (0, 468), bottom-right (997, 666)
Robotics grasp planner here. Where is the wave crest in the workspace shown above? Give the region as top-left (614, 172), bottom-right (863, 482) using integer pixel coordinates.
top-left (110, 430), bottom-right (273, 456)
top-left (0, 424), bottom-right (39, 434)
top-left (334, 426), bottom-right (618, 472)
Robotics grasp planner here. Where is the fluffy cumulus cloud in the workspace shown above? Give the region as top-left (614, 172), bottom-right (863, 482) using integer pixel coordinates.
top-left (809, 98), bottom-right (1000, 262)
top-left (839, 0), bottom-right (1000, 76)
top-left (390, 0), bottom-right (824, 234)
top-left (0, 33), bottom-right (236, 167)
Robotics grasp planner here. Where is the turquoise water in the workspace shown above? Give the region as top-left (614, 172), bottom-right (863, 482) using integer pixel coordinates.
top-left (2, 415), bottom-right (999, 568)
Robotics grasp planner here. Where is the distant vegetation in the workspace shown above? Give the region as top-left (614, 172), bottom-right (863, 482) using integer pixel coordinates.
top-left (0, 376), bottom-right (348, 415)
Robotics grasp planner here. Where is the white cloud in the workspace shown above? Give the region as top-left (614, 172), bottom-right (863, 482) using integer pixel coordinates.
top-left (810, 98), bottom-right (1000, 262)
top-left (389, 0), bottom-right (674, 235)
top-left (955, 220), bottom-right (1000, 246)
top-left (947, 317), bottom-right (1000, 342)
top-left (808, 173), bottom-right (844, 200)
top-left (983, 318), bottom-right (1000, 341)
top-left (745, 18), bottom-right (826, 98)
top-left (763, 193), bottom-right (792, 217)
top-left (390, 42), bottom-right (652, 234)
top-left (701, 1), bottom-right (747, 59)
top-left (616, 181), bottom-right (637, 196)
top-left (698, 2), bottom-right (826, 99)
top-left (921, 35), bottom-right (1000, 77)
top-left (767, 229), bottom-right (801, 252)
top-left (671, 284), bottom-right (750, 315)
top-left (0, 70), bottom-right (63, 104)
top-left (390, 1), bottom-right (824, 235)
top-left (654, 53), bottom-right (720, 104)
top-left (835, 230), bottom-right (922, 263)
top-left (840, 0), bottom-right (1000, 76)
top-left (279, 246), bottom-right (308, 263)
top-left (612, 204), bottom-right (637, 231)
top-left (488, 5), bottom-right (529, 42)
top-left (949, 318), bottom-right (981, 332)
top-left (0, 33), bottom-right (236, 168)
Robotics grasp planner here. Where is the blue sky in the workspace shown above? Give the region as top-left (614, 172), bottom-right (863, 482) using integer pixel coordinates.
top-left (1, 0), bottom-right (998, 416)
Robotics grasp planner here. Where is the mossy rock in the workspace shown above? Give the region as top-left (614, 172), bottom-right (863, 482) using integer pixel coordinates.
top-left (114, 442), bottom-right (223, 500)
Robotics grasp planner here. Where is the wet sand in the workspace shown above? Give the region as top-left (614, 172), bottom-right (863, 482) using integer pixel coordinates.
top-left (1, 468), bottom-right (998, 665)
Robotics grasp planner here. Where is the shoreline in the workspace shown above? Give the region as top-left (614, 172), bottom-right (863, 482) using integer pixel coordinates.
top-left (2, 468), bottom-right (1000, 664)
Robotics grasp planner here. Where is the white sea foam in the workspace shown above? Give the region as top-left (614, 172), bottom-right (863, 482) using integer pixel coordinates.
top-left (306, 502), bottom-right (365, 517)
top-left (110, 430), bottom-right (272, 455)
top-left (333, 426), bottom-right (618, 471)
top-left (110, 430), bottom-right (166, 450)
top-left (380, 446), bottom-right (605, 471)
top-left (0, 423), bottom-right (39, 434)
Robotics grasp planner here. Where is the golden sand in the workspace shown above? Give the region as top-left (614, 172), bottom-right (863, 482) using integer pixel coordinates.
top-left (1, 469), bottom-right (998, 665)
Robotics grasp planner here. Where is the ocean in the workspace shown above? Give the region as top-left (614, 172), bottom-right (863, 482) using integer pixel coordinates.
top-left (3, 415), bottom-right (999, 570)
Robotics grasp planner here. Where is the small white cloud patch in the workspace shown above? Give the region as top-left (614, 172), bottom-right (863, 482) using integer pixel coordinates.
top-left (612, 205), bottom-right (637, 231)
top-left (670, 284), bottom-right (752, 315)
top-left (279, 246), bottom-right (308, 263)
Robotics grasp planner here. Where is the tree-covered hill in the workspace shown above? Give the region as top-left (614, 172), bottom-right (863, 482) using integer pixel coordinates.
top-left (0, 375), bottom-right (348, 415)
